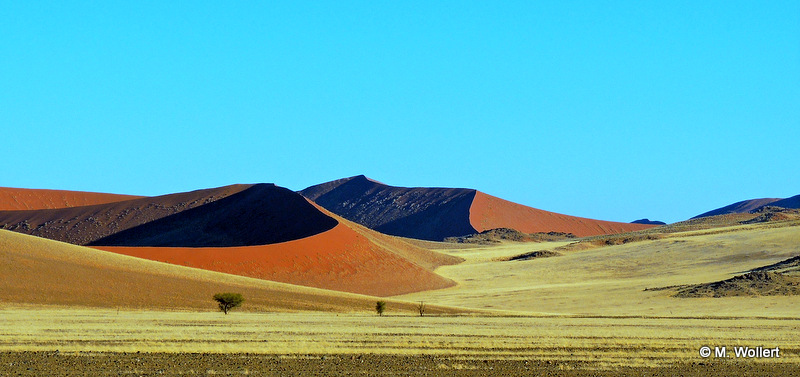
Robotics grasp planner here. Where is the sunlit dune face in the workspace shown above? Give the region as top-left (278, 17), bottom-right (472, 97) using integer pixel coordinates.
top-left (469, 191), bottom-right (655, 237)
top-left (94, 223), bottom-right (456, 297)
top-left (0, 187), bottom-right (143, 211)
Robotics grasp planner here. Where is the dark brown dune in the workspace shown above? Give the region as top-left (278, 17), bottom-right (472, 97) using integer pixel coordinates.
top-left (302, 176), bottom-right (655, 240)
top-left (763, 194), bottom-right (800, 210)
top-left (89, 184), bottom-right (338, 247)
top-left (631, 218), bottom-right (666, 225)
top-left (692, 198), bottom-right (782, 219)
top-left (0, 187), bottom-right (143, 211)
top-left (0, 184), bottom-right (253, 245)
top-left (300, 175), bottom-right (477, 241)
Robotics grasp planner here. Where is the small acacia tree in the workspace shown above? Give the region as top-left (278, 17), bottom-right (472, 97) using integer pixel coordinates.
top-left (417, 301), bottom-right (426, 317)
top-left (213, 293), bottom-right (244, 315)
top-left (375, 300), bottom-right (386, 316)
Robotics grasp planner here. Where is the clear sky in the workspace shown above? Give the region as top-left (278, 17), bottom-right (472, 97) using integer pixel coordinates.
top-left (3, 1), bottom-right (798, 223)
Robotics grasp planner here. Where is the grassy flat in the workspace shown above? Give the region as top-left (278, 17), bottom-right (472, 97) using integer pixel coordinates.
top-left (396, 221), bottom-right (800, 317)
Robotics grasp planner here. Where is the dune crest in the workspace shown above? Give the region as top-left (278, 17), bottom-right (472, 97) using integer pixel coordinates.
top-left (692, 198), bottom-right (783, 219)
top-left (1, 182), bottom-right (458, 297)
top-left (0, 229), bottom-right (395, 311)
top-left (302, 176), bottom-right (656, 240)
top-left (469, 191), bottom-right (654, 237)
top-left (94, 222), bottom-right (456, 297)
top-left (0, 185), bottom-right (254, 245)
top-left (0, 187), bottom-right (143, 211)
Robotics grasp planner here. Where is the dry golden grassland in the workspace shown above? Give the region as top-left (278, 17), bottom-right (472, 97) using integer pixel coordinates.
top-left (397, 222), bottom-right (800, 317)
top-left (1, 308), bottom-right (798, 369)
top-left (2, 220), bottom-right (798, 373)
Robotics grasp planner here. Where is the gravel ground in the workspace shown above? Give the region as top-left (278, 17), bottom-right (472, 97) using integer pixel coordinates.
top-left (2, 352), bottom-right (799, 377)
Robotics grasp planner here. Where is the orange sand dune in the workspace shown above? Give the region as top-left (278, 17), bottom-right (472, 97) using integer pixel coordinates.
top-left (302, 175), bottom-right (658, 240)
top-left (0, 229), bottom-right (436, 312)
top-left (0, 184), bottom-right (257, 246)
top-left (470, 192), bottom-right (655, 237)
top-left (308, 200), bottom-right (464, 272)
top-left (0, 187), bottom-right (143, 211)
top-left (95, 223), bottom-right (457, 297)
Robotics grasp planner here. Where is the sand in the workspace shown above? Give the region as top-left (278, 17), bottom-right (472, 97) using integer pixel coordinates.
top-left (303, 176), bottom-right (656, 240)
top-left (469, 191), bottom-right (655, 237)
top-left (0, 229), bottom-right (459, 313)
top-left (93, 222), bottom-right (457, 297)
top-left (0, 187), bottom-right (142, 211)
top-left (0, 184), bottom-right (254, 245)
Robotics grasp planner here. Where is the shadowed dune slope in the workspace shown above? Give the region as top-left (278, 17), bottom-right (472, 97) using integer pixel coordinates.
top-left (300, 175), bottom-right (477, 241)
top-left (767, 194), bottom-right (800, 210)
top-left (300, 176), bottom-right (364, 201)
top-left (302, 175), bottom-right (655, 240)
top-left (0, 229), bottom-right (415, 312)
top-left (0, 187), bottom-right (143, 211)
top-left (94, 221), bottom-right (458, 297)
top-left (0, 185), bottom-right (254, 245)
top-left (692, 198), bottom-right (783, 219)
top-left (89, 184), bottom-right (338, 247)
top-left (307, 201), bottom-right (464, 271)
top-left (1, 182), bottom-right (457, 297)
top-left (470, 192), bottom-right (655, 237)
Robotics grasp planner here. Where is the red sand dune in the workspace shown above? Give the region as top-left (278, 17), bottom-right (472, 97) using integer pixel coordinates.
top-left (0, 187), bottom-right (143, 211)
top-left (302, 175), bottom-right (657, 240)
top-left (309, 201), bottom-right (464, 271)
top-left (0, 184), bottom-right (257, 245)
top-left (1, 182), bottom-right (458, 297)
top-left (88, 184), bottom-right (338, 247)
top-left (94, 223), bottom-right (456, 297)
top-left (300, 175), bottom-right (478, 241)
top-left (469, 192), bottom-right (653, 237)
top-left (1, 229), bottom-right (463, 313)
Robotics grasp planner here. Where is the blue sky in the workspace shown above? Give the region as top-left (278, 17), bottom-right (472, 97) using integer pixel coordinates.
top-left (3, 1), bottom-right (798, 223)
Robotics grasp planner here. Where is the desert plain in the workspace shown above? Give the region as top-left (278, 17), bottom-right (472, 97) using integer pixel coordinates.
top-left (1, 185), bottom-right (799, 376)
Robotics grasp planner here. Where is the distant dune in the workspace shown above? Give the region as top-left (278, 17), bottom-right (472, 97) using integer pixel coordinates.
top-left (0, 184), bottom-right (254, 245)
top-left (89, 184), bottom-right (338, 247)
top-left (301, 175), bottom-right (655, 240)
top-left (766, 194), bottom-right (800, 210)
top-left (631, 219), bottom-right (667, 225)
top-left (0, 229), bottom-right (406, 312)
top-left (469, 191), bottom-right (654, 237)
top-left (692, 198), bottom-right (782, 219)
top-left (0, 187), bottom-right (143, 211)
top-left (2, 179), bottom-right (659, 298)
top-left (300, 175), bottom-right (477, 241)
